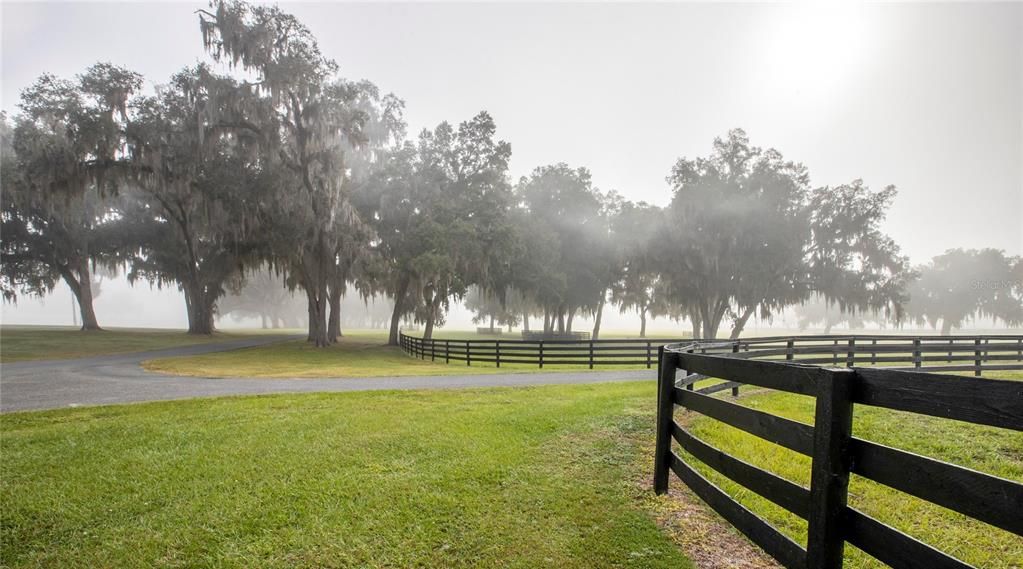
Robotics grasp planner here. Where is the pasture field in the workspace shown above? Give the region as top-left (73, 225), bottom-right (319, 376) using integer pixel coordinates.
top-left (0, 326), bottom-right (256, 363)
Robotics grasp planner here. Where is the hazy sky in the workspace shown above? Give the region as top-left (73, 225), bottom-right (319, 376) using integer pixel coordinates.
top-left (2, 1), bottom-right (1021, 328)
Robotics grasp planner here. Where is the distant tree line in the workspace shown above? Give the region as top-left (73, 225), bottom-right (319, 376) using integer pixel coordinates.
top-left (2, 2), bottom-right (1021, 341)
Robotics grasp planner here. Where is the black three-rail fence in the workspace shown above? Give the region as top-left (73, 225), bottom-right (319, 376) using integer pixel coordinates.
top-left (400, 331), bottom-right (1023, 567)
top-left (653, 334), bottom-right (1023, 569)
top-left (399, 331), bottom-right (1023, 375)
top-left (398, 331), bottom-right (678, 368)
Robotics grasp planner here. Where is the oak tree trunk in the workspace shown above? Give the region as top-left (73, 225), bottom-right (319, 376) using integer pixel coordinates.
top-left (60, 258), bottom-right (101, 331)
top-left (301, 239), bottom-right (332, 347)
top-left (183, 281), bottom-right (216, 335)
top-left (307, 293), bottom-right (317, 342)
top-left (388, 275), bottom-right (411, 346)
top-left (690, 311), bottom-right (702, 340)
top-left (592, 296), bottom-right (605, 340)
top-left (423, 293), bottom-right (443, 340)
top-left (940, 319), bottom-right (953, 336)
top-left (327, 283), bottom-right (342, 343)
top-left (729, 305), bottom-right (757, 340)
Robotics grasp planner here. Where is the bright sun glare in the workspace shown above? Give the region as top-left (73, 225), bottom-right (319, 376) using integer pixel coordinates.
top-left (761, 3), bottom-right (873, 102)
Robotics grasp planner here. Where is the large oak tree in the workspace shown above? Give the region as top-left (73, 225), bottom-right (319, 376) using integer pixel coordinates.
top-left (1, 64), bottom-right (142, 330)
top-left (657, 129), bottom-right (910, 339)
top-left (197, 1), bottom-right (402, 345)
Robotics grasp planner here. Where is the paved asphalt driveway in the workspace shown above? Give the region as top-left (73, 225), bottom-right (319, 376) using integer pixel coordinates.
top-left (0, 336), bottom-right (653, 413)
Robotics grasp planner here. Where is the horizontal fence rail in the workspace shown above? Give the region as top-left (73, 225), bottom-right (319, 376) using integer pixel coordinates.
top-left (399, 331), bottom-right (1023, 374)
top-left (653, 334), bottom-right (1023, 569)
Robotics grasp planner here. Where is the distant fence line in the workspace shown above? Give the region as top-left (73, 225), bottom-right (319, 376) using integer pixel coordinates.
top-left (653, 334), bottom-right (1023, 569)
top-left (398, 332), bottom-right (679, 368)
top-left (399, 332), bottom-right (1023, 374)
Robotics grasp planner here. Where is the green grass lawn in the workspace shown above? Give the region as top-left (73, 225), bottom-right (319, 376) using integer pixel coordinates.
top-left (681, 375), bottom-right (1023, 568)
top-left (1, 382), bottom-right (693, 569)
top-left (0, 326), bottom-right (256, 363)
top-left (142, 331), bottom-right (659, 378)
top-left (2, 378), bottom-right (1019, 567)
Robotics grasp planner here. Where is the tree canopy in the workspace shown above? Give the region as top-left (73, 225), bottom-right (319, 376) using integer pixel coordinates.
top-left (654, 129), bottom-right (911, 338)
top-left (3, 1), bottom-right (1016, 341)
top-left (905, 249), bottom-right (1023, 334)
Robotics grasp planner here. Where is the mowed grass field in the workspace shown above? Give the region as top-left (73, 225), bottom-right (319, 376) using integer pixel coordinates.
top-left (0, 326), bottom-right (255, 363)
top-left (1, 382), bottom-right (693, 569)
top-left (682, 374), bottom-right (1023, 568)
top-left (3, 378), bottom-right (1021, 567)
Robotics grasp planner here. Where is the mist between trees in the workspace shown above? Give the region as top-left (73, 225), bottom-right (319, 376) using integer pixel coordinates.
top-left (2, 1), bottom-right (1021, 344)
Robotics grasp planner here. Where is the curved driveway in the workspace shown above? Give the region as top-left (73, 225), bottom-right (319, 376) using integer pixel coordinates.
top-left (1, 337), bottom-right (652, 413)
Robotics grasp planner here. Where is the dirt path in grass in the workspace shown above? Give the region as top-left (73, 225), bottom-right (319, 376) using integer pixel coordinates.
top-left (0, 337), bottom-right (652, 413)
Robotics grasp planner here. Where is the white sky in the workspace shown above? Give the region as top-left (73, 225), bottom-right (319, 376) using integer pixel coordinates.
top-left (2, 1), bottom-right (1021, 329)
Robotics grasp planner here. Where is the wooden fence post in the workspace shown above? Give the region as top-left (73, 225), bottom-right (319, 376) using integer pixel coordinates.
top-left (445, 340), bottom-right (450, 363)
top-left (975, 338), bottom-right (982, 377)
top-left (431, 339), bottom-right (436, 361)
top-left (496, 341), bottom-right (501, 368)
top-left (731, 342), bottom-right (740, 397)
top-left (913, 338), bottom-right (921, 369)
top-left (832, 339), bottom-right (838, 365)
top-left (654, 346), bottom-right (678, 495)
top-left (786, 339), bottom-right (794, 361)
top-left (806, 368), bottom-right (855, 569)
top-left (846, 339), bottom-right (855, 368)
top-left (539, 341), bottom-right (544, 369)
top-left (589, 341), bottom-right (594, 369)
top-left (466, 341), bottom-right (471, 367)
top-left (646, 341), bottom-right (652, 369)
top-left (871, 339), bottom-right (876, 365)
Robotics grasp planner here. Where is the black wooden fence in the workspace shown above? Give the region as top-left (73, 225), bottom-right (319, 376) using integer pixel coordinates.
top-left (400, 331), bottom-right (1023, 374)
top-left (399, 331), bottom-right (679, 368)
top-left (654, 335), bottom-right (1023, 569)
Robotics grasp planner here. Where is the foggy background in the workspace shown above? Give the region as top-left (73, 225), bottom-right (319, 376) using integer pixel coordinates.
top-left (2, 1), bottom-right (1020, 332)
